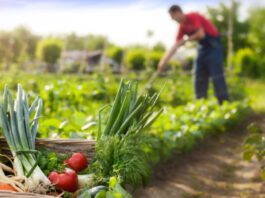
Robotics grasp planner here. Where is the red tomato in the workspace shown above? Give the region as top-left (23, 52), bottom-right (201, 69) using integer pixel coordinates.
top-left (65, 153), bottom-right (88, 172)
top-left (48, 169), bottom-right (78, 192)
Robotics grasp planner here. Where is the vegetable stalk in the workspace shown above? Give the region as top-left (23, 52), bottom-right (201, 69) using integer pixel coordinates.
top-left (0, 85), bottom-right (50, 193)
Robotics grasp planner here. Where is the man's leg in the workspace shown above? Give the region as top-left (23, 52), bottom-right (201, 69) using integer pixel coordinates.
top-left (209, 51), bottom-right (229, 104)
top-left (194, 58), bottom-right (209, 99)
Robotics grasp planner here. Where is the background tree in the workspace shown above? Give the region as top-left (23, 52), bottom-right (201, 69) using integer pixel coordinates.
top-left (248, 8), bottom-right (265, 55)
top-left (125, 49), bottom-right (146, 71)
top-left (36, 38), bottom-right (63, 72)
top-left (207, 0), bottom-right (249, 63)
top-left (152, 42), bottom-right (166, 53)
top-left (84, 35), bottom-right (109, 51)
top-left (63, 33), bottom-right (85, 50)
top-left (107, 46), bottom-right (124, 66)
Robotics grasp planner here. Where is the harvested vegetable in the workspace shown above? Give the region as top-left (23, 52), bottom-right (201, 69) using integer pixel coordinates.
top-left (99, 80), bottom-right (163, 138)
top-left (0, 85), bottom-right (50, 193)
top-left (0, 182), bottom-right (18, 192)
top-left (91, 80), bottom-right (163, 187)
top-left (65, 153), bottom-right (88, 172)
top-left (77, 174), bottom-right (94, 188)
top-left (0, 161), bottom-right (26, 192)
top-left (48, 169), bottom-right (78, 192)
top-left (38, 149), bottom-right (67, 176)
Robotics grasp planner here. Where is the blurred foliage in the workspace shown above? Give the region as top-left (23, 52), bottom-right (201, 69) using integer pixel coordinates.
top-left (148, 51), bottom-right (163, 70)
top-left (152, 42), bottom-right (166, 53)
top-left (85, 35), bottom-right (108, 51)
top-left (248, 8), bottom-right (265, 55)
top-left (107, 46), bottom-right (124, 65)
top-left (207, 0), bottom-right (249, 60)
top-left (233, 48), bottom-right (259, 78)
top-left (125, 49), bottom-right (146, 71)
top-left (0, 26), bottom-right (40, 70)
top-left (36, 38), bottom-right (63, 64)
top-left (63, 32), bottom-right (85, 50)
top-left (243, 122), bottom-right (265, 180)
top-left (0, 72), bottom-right (247, 138)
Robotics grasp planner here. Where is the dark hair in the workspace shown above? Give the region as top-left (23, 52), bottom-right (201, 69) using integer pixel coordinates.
top-left (168, 5), bottom-right (182, 13)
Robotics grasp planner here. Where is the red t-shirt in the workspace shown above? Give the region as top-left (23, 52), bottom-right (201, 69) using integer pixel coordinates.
top-left (176, 12), bottom-right (219, 41)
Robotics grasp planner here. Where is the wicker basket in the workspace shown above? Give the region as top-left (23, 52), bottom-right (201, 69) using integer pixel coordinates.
top-left (0, 137), bottom-right (96, 197)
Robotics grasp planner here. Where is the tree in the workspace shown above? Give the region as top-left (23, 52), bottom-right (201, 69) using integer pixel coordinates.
top-left (107, 46), bottom-right (124, 65)
top-left (248, 8), bottom-right (265, 55)
top-left (0, 26), bottom-right (40, 70)
top-left (84, 35), bottom-right (108, 51)
top-left (0, 31), bottom-right (14, 69)
top-left (207, 1), bottom-right (249, 63)
top-left (36, 38), bottom-right (63, 72)
top-left (125, 49), bottom-right (146, 71)
top-left (63, 33), bottom-right (85, 50)
top-left (233, 48), bottom-right (259, 78)
top-left (153, 42), bottom-right (166, 53)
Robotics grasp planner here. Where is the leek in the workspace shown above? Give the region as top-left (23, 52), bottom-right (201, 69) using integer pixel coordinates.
top-left (0, 84), bottom-right (50, 193)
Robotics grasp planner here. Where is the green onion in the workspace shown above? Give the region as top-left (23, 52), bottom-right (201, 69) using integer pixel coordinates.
top-left (99, 80), bottom-right (163, 138)
top-left (0, 84), bottom-right (50, 193)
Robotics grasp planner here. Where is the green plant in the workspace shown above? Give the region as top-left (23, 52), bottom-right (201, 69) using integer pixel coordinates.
top-left (90, 80), bottom-right (162, 187)
top-left (148, 51), bottom-right (163, 70)
top-left (233, 48), bottom-right (259, 78)
top-left (243, 123), bottom-right (265, 179)
top-left (36, 38), bottom-right (63, 72)
top-left (125, 49), bottom-right (146, 71)
top-left (0, 85), bottom-right (50, 193)
top-left (107, 47), bottom-right (124, 65)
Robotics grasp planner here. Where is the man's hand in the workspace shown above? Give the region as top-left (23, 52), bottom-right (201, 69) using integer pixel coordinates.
top-left (177, 39), bottom-right (187, 47)
top-left (157, 41), bottom-right (184, 73)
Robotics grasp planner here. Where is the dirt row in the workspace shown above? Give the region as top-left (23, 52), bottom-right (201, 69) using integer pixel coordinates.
top-left (135, 115), bottom-right (265, 198)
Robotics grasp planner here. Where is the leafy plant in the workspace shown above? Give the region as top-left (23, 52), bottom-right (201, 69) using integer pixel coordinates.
top-left (243, 122), bottom-right (265, 179)
top-left (125, 50), bottom-right (146, 71)
top-left (90, 80), bottom-right (162, 187)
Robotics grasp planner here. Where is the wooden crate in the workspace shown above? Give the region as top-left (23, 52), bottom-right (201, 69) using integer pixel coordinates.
top-left (0, 138), bottom-right (96, 163)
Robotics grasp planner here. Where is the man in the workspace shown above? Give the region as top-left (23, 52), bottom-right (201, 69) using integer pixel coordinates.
top-left (158, 5), bottom-right (229, 104)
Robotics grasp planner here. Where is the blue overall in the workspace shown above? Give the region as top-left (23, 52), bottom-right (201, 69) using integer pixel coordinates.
top-left (194, 35), bottom-right (229, 104)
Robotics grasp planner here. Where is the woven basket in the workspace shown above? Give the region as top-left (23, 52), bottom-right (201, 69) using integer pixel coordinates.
top-left (0, 137), bottom-right (96, 197)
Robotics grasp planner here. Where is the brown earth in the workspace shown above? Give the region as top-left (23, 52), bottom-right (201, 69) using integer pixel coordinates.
top-left (135, 115), bottom-right (265, 198)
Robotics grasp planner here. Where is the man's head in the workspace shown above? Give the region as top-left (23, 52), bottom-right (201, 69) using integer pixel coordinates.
top-left (169, 5), bottom-right (185, 23)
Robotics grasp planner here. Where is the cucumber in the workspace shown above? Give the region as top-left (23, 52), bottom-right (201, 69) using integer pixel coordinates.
top-left (78, 186), bottom-right (107, 198)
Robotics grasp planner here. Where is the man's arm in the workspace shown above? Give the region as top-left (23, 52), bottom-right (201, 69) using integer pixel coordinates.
top-left (157, 41), bottom-right (184, 72)
top-left (157, 28), bottom-right (205, 72)
top-left (188, 27), bottom-right (205, 41)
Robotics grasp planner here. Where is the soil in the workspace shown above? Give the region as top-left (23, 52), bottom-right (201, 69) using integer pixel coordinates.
top-left (135, 114), bottom-right (265, 198)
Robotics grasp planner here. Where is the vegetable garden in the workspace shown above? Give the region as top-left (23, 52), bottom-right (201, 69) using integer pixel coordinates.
top-left (0, 71), bottom-right (257, 198)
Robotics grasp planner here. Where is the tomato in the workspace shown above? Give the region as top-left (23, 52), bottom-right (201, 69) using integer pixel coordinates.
top-left (48, 169), bottom-right (78, 192)
top-left (65, 153), bottom-right (88, 172)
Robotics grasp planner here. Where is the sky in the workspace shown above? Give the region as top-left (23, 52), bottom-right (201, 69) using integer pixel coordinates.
top-left (0, 0), bottom-right (264, 48)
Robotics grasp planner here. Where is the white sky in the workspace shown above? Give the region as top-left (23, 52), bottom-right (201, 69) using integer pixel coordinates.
top-left (0, 0), bottom-right (264, 48)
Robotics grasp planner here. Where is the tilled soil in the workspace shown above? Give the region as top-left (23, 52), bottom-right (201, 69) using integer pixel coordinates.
top-left (135, 115), bottom-right (265, 198)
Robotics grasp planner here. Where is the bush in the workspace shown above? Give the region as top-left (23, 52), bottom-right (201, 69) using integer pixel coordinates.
top-left (36, 38), bottom-right (63, 65)
top-left (233, 48), bottom-right (259, 78)
top-left (148, 51), bottom-right (163, 70)
top-left (125, 49), bottom-right (146, 71)
top-left (107, 46), bottom-right (124, 65)
top-left (258, 57), bottom-right (265, 78)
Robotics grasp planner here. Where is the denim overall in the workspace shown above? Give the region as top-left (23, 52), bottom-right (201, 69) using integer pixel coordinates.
top-left (194, 34), bottom-right (229, 104)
